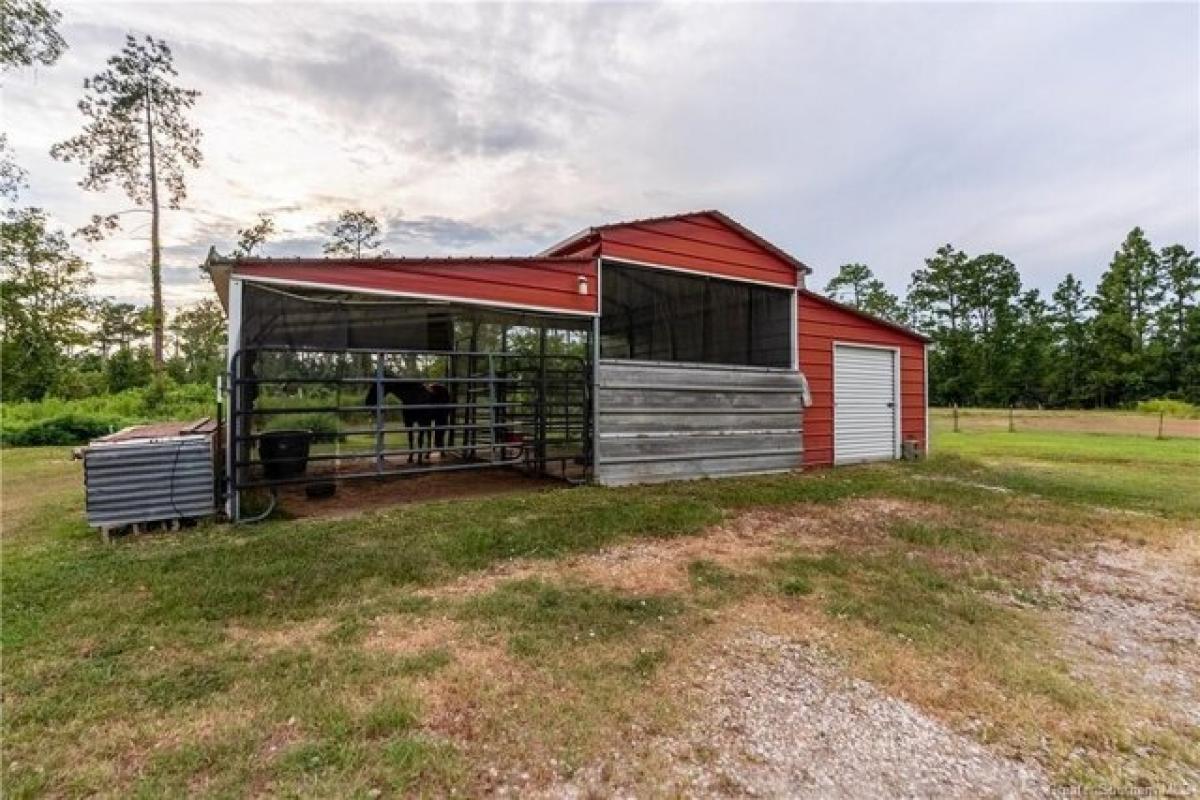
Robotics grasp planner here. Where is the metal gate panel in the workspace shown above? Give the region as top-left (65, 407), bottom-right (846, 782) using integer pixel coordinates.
top-left (227, 346), bottom-right (591, 519)
top-left (833, 344), bottom-right (898, 464)
top-left (595, 360), bottom-right (804, 485)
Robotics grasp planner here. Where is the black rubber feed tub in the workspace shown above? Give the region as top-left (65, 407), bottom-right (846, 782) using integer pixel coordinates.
top-left (258, 429), bottom-right (312, 481)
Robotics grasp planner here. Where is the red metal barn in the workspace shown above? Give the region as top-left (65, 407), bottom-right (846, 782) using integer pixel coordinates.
top-left (207, 210), bottom-right (928, 516)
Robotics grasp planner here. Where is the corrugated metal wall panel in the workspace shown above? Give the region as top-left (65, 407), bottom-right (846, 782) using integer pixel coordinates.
top-left (595, 361), bottom-right (804, 485)
top-left (84, 436), bottom-right (216, 527)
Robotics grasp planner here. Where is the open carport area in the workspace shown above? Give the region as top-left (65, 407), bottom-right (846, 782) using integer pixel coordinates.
top-left (208, 256), bottom-right (598, 521)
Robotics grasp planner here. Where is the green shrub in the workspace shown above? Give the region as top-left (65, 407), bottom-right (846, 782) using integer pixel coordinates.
top-left (1, 383), bottom-right (216, 447)
top-left (0, 413), bottom-right (129, 446)
top-left (1134, 399), bottom-right (1199, 419)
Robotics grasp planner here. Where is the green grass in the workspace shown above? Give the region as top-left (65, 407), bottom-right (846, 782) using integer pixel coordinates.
top-left (461, 579), bottom-right (681, 657)
top-left (687, 558), bottom-right (751, 603)
top-left (1135, 398), bottom-right (1200, 418)
top-left (776, 549), bottom-right (1013, 651)
top-left (929, 430), bottom-right (1200, 517)
top-left (890, 521), bottom-right (1000, 553)
top-left (933, 428), bottom-right (1198, 465)
top-left (3, 417), bottom-right (1197, 795)
top-left (1, 451), bottom-right (890, 796)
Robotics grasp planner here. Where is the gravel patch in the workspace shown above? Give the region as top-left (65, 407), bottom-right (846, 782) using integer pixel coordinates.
top-left (1045, 540), bottom-right (1200, 728)
top-left (541, 631), bottom-right (1050, 799)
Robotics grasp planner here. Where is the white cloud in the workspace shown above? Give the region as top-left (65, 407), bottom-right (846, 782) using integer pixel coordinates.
top-left (2, 1), bottom-right (1195, 308)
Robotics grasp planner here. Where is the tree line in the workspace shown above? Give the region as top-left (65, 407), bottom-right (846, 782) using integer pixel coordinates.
top-left (1, 201), bottom-right (390, 402)
top-left (0, 205), bottom-right (228, 400)
top-left (823, 230), bottom-right (1199, 407)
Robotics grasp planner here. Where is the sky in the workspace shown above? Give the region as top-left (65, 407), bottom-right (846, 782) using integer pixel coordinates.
top-left (4, 1), bottom-right (1198, 310)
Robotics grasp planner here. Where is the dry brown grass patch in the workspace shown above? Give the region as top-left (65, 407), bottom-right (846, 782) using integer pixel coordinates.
top-left (362, 613), bottom-right (459, 655)
top-left (225, 618), bottom-right (336, 651)
top-left (64, 704), bottom-right (260, 796)
top-left (420, 497), bottom-right (949, 603)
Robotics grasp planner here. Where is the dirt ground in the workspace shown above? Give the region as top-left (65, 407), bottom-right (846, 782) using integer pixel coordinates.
top-left (932, 408), bottom-right (1200, 438)
top-left (274, 467), bottom-right (565, 519)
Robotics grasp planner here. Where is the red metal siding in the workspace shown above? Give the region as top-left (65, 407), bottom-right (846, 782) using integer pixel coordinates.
top-left (233, 257), bottom-right (598, 315)
top-left (798, 292), bottom-right (927, 467)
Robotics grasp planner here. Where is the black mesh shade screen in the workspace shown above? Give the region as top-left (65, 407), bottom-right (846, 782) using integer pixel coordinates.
top-left (599, 263), bottom-right (793, 368)
top-left (240, 283), bottom-right (454, 351)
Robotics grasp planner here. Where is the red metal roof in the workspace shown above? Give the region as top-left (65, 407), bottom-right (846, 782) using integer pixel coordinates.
top-left (204, 210), bottom-right (814, 314)
top-left (212, 255), bottom-right (598, 316)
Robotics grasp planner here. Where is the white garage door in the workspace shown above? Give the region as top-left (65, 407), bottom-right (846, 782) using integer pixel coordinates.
top-left (834, 344), bottom-right (899, 464)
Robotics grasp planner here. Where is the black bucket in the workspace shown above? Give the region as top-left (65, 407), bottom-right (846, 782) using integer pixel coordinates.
top-left (258, 430), bottom-right (312, 481)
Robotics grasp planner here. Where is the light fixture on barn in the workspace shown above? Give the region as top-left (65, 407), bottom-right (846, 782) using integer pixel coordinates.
top-left (577, 275), bottom-right (589, 295)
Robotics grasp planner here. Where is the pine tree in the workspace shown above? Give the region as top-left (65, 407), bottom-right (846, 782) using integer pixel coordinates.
top-left (908, 244), bottom-right (974, 404)
top-left (1091, 228), bottom-right (1162, 404)
top-left (1013, 289), bottom-right (1054, 406)
top-left (233, 214), bottom-right (275, 257)
top-left (324, 210), bottom-right (382, 258)
top-left (824, 263), bottom-right (905, 322)
top-left (1050, 274), bottom-right (1092, 406)
top-left (963, 253), bottom-right (1022, 403)
top-left (0, 0), bottom-right (66, 71)
top-left (51, 34), bottom-right (202, 370)
top-left (1155, 244), bottom-right (1200, 401)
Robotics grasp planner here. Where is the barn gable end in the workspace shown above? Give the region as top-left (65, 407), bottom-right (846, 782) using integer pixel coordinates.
top-left (546, 210), bottom-right (808, 288)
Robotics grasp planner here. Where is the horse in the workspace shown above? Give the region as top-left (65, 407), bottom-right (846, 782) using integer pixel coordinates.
top-left (363, 379), bottom-right (452, 464)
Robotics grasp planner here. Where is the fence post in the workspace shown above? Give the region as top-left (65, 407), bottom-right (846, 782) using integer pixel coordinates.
top-left (953, 403), bottom-right (959, 433)
top-left (228, 354), bottom-right (241, 523)
top-left (1008, 404), bottom-right (1015, 434)
top-left (1157, 410), bottom-right (1166, 440)
top-left (374, 352), bottom-right (385, 475)
top-left (536, 327), bottom-right (548, 475)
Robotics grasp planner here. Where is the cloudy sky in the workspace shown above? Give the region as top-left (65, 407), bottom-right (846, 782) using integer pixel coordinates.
top-left (4, 1), bottom-right (1197, 309)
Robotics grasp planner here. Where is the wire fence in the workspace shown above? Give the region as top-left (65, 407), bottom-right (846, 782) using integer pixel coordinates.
top-left (931, 407), bottom-right (1200, 440)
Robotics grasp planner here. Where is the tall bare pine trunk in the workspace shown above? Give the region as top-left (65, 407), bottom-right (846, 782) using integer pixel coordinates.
top-left (145, 84), bottom-right (164, 370)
